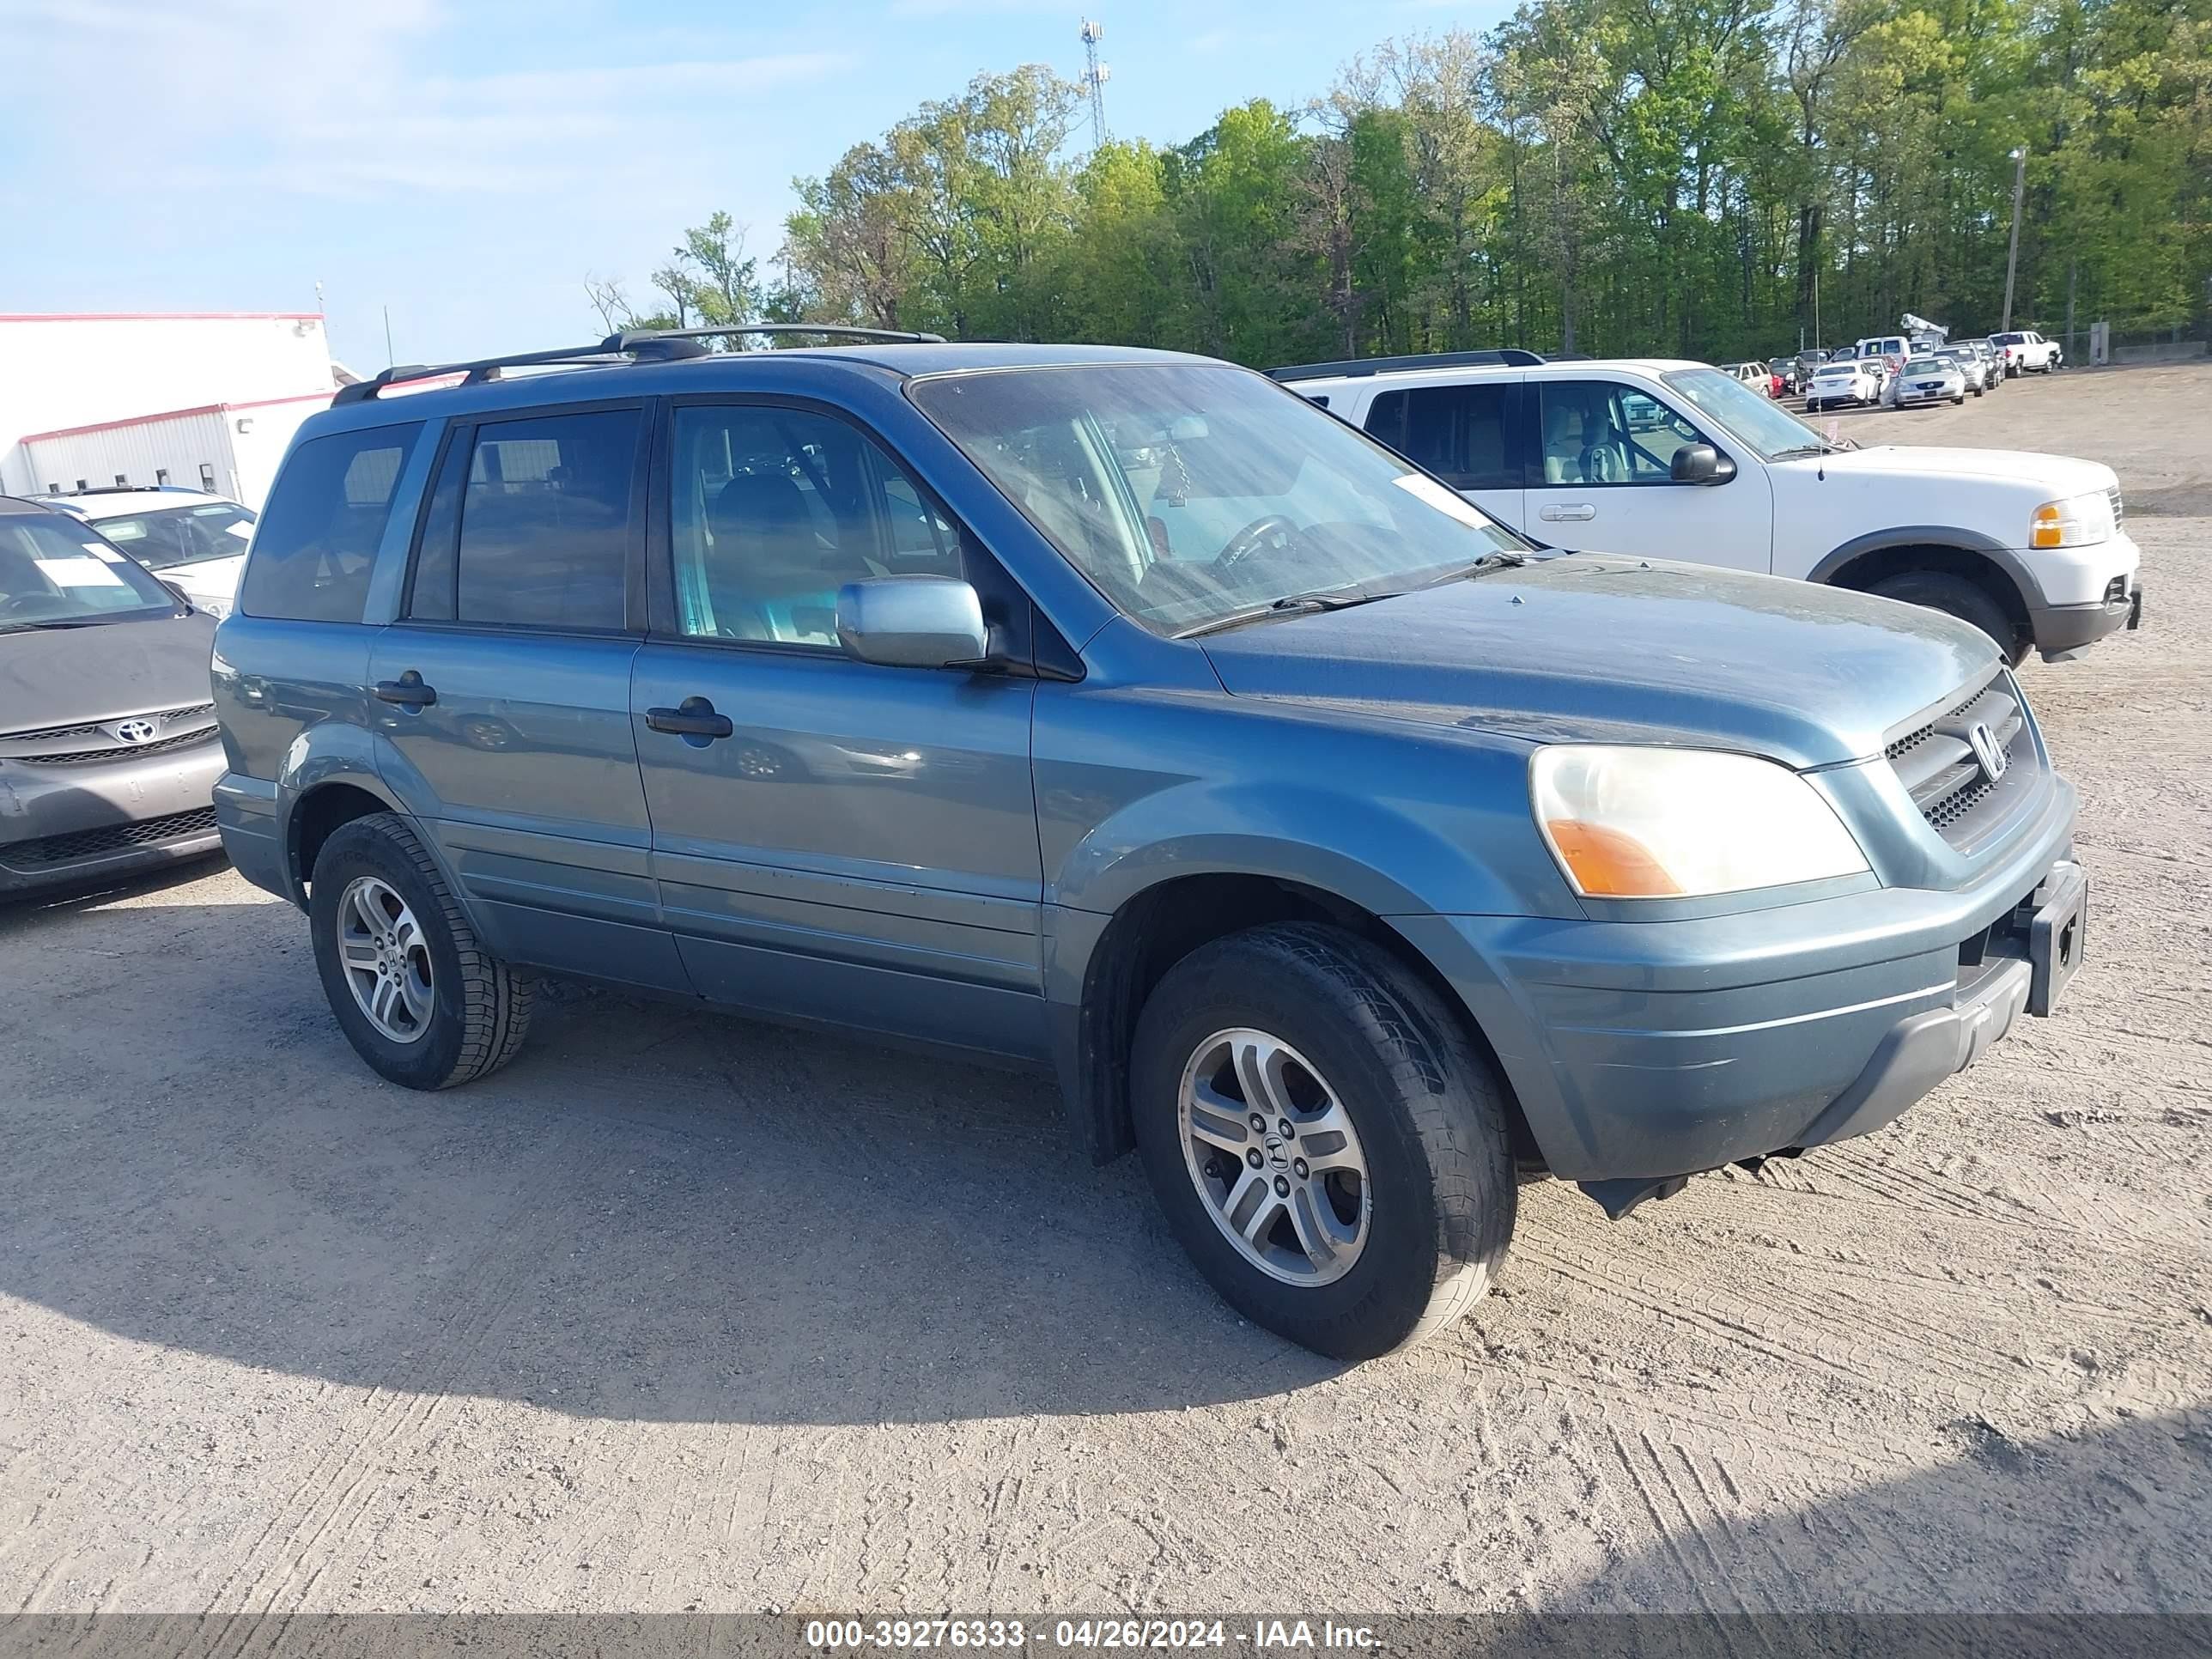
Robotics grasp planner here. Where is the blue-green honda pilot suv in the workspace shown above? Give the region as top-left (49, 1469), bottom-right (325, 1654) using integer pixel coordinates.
top-left (210, 329), bottom-right (2088, 1359)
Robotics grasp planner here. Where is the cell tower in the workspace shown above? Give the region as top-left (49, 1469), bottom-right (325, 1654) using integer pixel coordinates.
top-left (1079, 18), bottom-right (1110, 148)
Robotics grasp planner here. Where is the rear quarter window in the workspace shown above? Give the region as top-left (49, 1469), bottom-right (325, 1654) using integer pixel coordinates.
top-left (240, 424), bottom-right (422, 622)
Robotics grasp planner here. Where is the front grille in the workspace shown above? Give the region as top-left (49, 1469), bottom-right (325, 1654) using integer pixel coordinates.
top-left (3, 807), bottom-right (220, 869)
top-left (0, 703), bottom-right (218, 766)
top-left (1885, 673), bottom-right (2039, 848)
top-left (0, 703), bottom-right (213, 745)
top-left (2107, 485), bottom-right (2124, 525)
top-left (12, 726), bottom-right (218, 764)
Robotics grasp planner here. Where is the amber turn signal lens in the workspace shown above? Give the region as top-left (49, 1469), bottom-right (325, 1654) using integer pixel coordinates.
top-left (2031, 502), bottom-right (2063, 549)
top-left (1544, 820), bottom-right (1685, 897)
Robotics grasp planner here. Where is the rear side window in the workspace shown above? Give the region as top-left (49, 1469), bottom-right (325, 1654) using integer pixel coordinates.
top-left (452, 409), bottom-right (639, 630)
top-left (240, 424), bottom-right (421, 622)
top-left (1364, 385), bottom-right (1519, 490)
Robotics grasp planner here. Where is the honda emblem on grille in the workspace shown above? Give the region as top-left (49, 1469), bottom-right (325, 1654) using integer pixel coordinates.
top-left (1967, 721), bottom-right (2008, 782)
top-left (110, 719), bottom-right (160, 744)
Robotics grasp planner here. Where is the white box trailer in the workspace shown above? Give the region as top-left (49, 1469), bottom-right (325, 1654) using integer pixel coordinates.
top-left (20, 391), bottom-right (331, 509)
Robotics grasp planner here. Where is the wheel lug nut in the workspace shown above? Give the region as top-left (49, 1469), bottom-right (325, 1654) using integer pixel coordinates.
top-left (1273, 1176), bottom-right (1290, 1197)
top-left (1293, 1158), bottom-right (1309, 1179)
top-left (1278, 1120), bottom-right (1295, 1139)
top-left (1245, 1149), bottom-right (1263, 1169)
top-left (1249, 1113), bottom-right (1267, 1133)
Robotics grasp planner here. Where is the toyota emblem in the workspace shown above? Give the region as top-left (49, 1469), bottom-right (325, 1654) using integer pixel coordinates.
top-left (1967, 721), bottom-right (2008, 782)
top-left (112, 719), bottom-right (160, 744)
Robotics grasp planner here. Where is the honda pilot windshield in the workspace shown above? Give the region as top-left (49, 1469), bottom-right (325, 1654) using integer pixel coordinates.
top-left (909, 363), bottom-right (1528, 636)
top-left (0, 514), bottom-right (181, 631)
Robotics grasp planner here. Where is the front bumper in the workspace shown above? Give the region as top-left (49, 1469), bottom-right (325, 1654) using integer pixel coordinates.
top-left (2033, 579), bottom-right (2143, 658)
top-left (1397, 775), bottom-right (2080, 1183)
top-left (0, 740), bottom-right (227, 896)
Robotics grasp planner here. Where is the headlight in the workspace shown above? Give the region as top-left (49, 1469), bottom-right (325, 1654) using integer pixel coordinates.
top-left (194, 593), bottom-right (234, 620)
top-left (1530, 746), bottom-right (1870, 899)
top-left (2030, 491), bottom-right (2114, 549)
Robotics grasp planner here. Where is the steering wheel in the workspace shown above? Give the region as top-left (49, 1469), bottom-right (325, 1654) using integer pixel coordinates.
top-left (1213, 514), bottom-right (1299, 572)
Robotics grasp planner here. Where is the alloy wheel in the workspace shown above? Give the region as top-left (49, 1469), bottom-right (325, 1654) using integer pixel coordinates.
top-left (1177, 1028), bottom-right (1371, 1286)
top-left (336, 876), bottom-right (434, 1044)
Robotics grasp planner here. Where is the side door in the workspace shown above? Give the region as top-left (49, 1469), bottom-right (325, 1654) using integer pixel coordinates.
top-left (632, 397), bottom-right (1048, 1060)
top-left (370, 401), bottom-right (688, 990)
top-left (1361, 378), bottom-right (1528, 532)
top-left (1522, 378), bottom-right (1774, 572)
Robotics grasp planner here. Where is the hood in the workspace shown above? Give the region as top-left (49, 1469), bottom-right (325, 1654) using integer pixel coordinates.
top-left (158, 555), bottom-right (246, 604)
top-left (0, 611), bottom-right (219, 734)
top-left (1816, 445), bottom-right (2115, 496)
top-left (1199, 556), bottom-right (1996, 769)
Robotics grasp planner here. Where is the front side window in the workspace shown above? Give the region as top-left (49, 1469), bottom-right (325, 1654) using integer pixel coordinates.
top-left (909, 364), bottom-right (1525, 638)
top-left (1537, 382), bottom-right (1704, 485)
top-left (667, 404), bottom-right (964, 646)
top-left (88, 502), bottom-right (256, 569)
top-left (450, 409), bottom-right (639, 630)
top-left (1365, 384), bottom-right (1520, 490)
top-left (240, 424), bottom-right (421, 623)
top-left (0, 514), bottom-right (180, 631)
top-left (1662, 367), bottom-right (1832, 459)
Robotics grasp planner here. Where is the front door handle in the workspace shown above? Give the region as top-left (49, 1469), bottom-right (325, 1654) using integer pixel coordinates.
top-left (374, 672), bottom-right (437, 708)
top-left (1539, 503), bottom-right (1596, 522)
top-left (646, 696), bottom-right (734, 739)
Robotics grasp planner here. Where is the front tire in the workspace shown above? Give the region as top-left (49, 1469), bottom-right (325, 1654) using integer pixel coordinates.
top-left (1869, 570), bottom-right (2024, 665)
top-left (1130, 923), bottom-right (1516, 1361)
top-left (309, 812), bottom-right (533, 1090)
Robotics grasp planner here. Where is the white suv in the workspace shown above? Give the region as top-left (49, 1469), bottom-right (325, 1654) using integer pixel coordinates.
top-left (1279, 350), bottom-right (2142, 662)
top-left (1989, 330), bottom-right (2063, 376)
top-left (31, 488), bottom-right (256, 617)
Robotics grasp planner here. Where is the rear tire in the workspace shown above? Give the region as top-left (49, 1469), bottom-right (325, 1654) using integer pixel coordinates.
top-left (1130, 922), bottom-right (1516, 1361)
top-left (1869, 570), bottom-right (2023, 665)
top-left (309, 812), bottom-right (533, 1090)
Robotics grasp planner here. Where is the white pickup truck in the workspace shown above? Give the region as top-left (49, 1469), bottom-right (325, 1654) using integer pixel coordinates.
top-left (1278, 349), bottom-right (2143, 662)
top-left (1989, 330), bottom-right (2063, 376)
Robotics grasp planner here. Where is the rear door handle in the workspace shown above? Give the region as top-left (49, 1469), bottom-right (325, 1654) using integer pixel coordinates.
top-left (1539, 503), bottom-right (1596, 522)
top-left (374, 673), bottom-right (437, 708)
top-left (645, 696), bottom-right (734, 739)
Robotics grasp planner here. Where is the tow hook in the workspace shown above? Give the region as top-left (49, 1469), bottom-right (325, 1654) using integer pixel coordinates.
top-left (1577, 1175), bottom-right (1691, 1220)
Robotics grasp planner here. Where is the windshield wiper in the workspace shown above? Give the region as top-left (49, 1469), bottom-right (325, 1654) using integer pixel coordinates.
top-left (1177, 587), bottom-right (1386, 639)
top-left (1411, 550), bottom-right (1528, 586)
top-left (1769, 442), bottom-right (1837, 460)
top-left (0, 618), bottom-right (107, 633)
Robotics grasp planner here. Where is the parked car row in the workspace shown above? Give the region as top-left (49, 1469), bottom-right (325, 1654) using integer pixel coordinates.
top-left (6, 325), bottom-right (2135, 1365)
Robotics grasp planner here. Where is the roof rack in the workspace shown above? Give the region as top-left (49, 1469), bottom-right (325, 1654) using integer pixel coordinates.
top-left (333, 323), bottom-right (949, 405)
top-left (1267, 348), bottom-right (1546, 383)
top-left (605, 324), bottom-right (947, 351)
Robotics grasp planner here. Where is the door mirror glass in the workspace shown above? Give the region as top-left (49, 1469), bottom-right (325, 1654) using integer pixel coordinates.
top-left (836, 576), bottom-right (988, 669)
top-left (1670, 443), bottom-right (1735, 484)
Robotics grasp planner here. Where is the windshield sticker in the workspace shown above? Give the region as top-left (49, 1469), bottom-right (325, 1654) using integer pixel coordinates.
top-left (82, 542), bottom-right (128, 563)
top-left (225, 521), bottom-right (253, 538)
top-left (36, 557), bottom-right (129, 588)
top-left (1392, 473), bottom-right (1492, 528)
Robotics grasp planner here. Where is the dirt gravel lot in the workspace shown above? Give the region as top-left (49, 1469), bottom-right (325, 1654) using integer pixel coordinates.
top-left (2, 362), bottom-right (2208, 1621)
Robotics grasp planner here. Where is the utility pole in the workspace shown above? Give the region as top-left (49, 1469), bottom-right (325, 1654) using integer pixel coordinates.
top-left (2001, 146), bottom-right (2027, 331)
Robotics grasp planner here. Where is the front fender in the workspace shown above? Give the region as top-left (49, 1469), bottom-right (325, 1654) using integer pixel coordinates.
top-left (1045, 773), bottom-right (1565, 921)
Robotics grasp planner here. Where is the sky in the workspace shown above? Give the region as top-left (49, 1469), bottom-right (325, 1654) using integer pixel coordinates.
top-left (0, 0), bottom-right (1510, 372)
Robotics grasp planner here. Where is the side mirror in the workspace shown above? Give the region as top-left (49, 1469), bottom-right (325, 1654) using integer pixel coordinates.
top-left (1670, 443), bottom-right (1736, 485)
top-left (160, 579), bottom-right (194, 611)
top-left (836, 575), bottom-right (988, 670)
